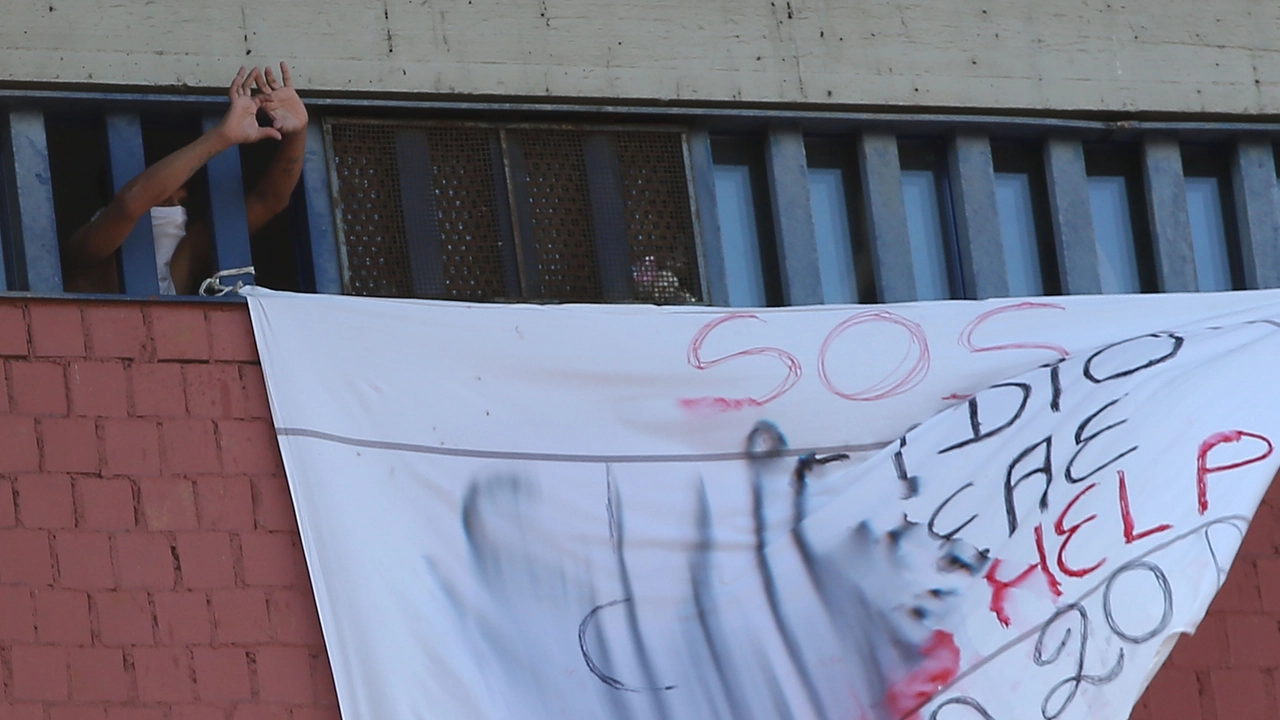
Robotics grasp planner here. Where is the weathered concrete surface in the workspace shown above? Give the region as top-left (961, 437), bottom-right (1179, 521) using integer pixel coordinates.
top-left (3, 0), bottom-right (1279, 114)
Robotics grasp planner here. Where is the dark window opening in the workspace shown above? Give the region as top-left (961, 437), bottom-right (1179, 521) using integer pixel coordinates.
top-left (897, 139), bottom-right (960, 300)
top-left (1181, 144), bottom-right (1242, 292)
top-left (991, 141), bottom-right (1060, 296)
top-left (804, 138), bottom-right (875, 304)
top-left (1083, 145), bottom-right (1156, 293)
top-left (710, 135), bottom-right (783, 306)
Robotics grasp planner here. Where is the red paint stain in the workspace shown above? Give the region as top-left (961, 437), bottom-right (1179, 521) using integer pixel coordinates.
top-left (884, 630), bottom-right (961, 720)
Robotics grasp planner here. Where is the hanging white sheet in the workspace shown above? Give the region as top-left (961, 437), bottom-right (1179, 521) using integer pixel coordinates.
top-left (245, 288), bottom-right (1280, 720)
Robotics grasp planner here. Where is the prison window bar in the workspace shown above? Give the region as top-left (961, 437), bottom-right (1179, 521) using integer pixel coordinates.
top-left (106, 112), bottom-right (160, 295)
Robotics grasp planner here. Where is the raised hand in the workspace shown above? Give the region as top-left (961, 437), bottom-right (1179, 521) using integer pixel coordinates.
top-left (258, 62), bottom-right (309, 136)
top-left (217, 66), bottom-right (283, 145)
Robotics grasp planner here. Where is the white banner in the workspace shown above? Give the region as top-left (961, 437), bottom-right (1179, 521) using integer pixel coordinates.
top-left (245, 288), bottom-right (1280, 720)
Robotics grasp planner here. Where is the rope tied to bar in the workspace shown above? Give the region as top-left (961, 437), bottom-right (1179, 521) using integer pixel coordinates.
top-left (199, 266), bottom-right (256, 297)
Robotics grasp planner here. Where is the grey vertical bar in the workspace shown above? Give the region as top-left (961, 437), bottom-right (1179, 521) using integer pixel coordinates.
top-left (1044, 137), bottom-right (1102, 295)
top-left (200, 113), bottom-right (253, 274)
top-left (302, 121), bottom-right (342, 294)
top-left (503, 133), bottom-right (541, 298)
top-left (687, 129), bottom-right (730, 306)
top-left (1142, 135), bottom-right (1198, 292)
top-left (393, 128), bottom-right (445, 298)
top-left (105, 112), bottom-right (160, 296)
top-left (765, 126), bottom-right (823, 306)
top-left (0, 113), bottom-right (16, 290)
top-left (489, 133), bottom-right (522, 298)
top-left (582, 134), bottom-right (632, 302)
top-left (857, 132), bottom-right (916, 302)
top-left (947, 134), bottom-right (1008, 299)
top-left (6, 108), bottom-right (62, 292)
top-left (1230, 138), bottom-right (1280, 289)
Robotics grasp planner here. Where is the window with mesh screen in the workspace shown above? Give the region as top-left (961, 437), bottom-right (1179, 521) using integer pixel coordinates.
top-left (327, 120), bottom-right (704, 304)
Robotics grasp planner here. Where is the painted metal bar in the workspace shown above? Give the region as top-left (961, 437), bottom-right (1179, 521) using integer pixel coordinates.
top-left (5, 108), bottom-right (62, 292)
top-left (489, 132), bottom-right (522, 298)
top-left (0, 115), bottom-right (14, 291)
top-left (582, 133), bottom-right (633, 302)
top-left (765, 126), bottom-right (823, 306)
top-left (393, 128), bottom-right (446, 298)
top-left (502, 132), bottom-right (542, 299)
top-left (301, 121), bottom-right (342, 294)
top-left (947, 133), bottom-right (1008, 299)
top-left (1043, 138), bottom-right (1102, 295)
top-left (857, 132), bottom-right (916, 303)
top-left (1230, 138), bottom-right (1280, 289)
top-left (105, 112), bottom-right (160, 295)
top-left (686, 129), bottom-right (730, 305)
top-left (1141, 135), bottom-right (1198, 292)
top-left (199, 113), bottom-right (254, 278)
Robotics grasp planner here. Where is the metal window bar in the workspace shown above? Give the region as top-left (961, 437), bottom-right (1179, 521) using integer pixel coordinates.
top-left (3, 107), bottom-right (63, 292)
top-left (766, 125), bottom-right (823, 306)
top-left (1231, 139), bottom-right (1280, 290)
top-left (687, 128), bottom-right (731, 306)
top-left (106, 112), bottom-right (161, 295)
top-left (1142, 135), bottom-right (1198, 293)
top-left (200, 113), bottom-right (254, 285)
top-left (302, 121), bottom-right (343, 294)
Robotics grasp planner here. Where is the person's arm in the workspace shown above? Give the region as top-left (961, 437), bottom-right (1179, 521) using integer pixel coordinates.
top-left (65, 67), bottom-right (281, 265)
top-left (245, 62), bottom-right (309, 235)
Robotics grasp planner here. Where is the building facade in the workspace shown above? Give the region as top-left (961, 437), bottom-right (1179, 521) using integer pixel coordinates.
top-left (2, 1), bottom-right (1280, 717)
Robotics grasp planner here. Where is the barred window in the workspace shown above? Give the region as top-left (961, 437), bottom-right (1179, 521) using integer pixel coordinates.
top-left (327, 120), bottom-right (705, 304)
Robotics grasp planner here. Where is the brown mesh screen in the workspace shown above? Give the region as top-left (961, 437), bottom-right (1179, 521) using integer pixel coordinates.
top-left (617, 132), bottom-right (702, 304)
top-left (514, 130), bottom-right (602, 302)
top-left (327, 120), bottom-right (701, 304)
top-left (328, 124), bottom-right (414, 297)
top-left (425, 127), bottom-right (509, 301)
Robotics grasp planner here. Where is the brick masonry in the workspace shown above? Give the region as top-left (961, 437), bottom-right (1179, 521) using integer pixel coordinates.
top-left (0, 296), bottom-right (1277, 719)
top-left (0, 299), bottom-right (335, 720)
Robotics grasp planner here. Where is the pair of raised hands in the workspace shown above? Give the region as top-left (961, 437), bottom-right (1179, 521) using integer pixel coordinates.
top-left (218, 62), bottom-right (308, 145)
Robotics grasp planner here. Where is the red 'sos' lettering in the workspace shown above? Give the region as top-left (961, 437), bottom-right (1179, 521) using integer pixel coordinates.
top-left (1053, 483), bottom-right (1106, 578)
top-left (1118, 469), bottom-right (1172, 543)
top-left (678, 313), bottom-right (802, 412)
top-left (958, 302), bottom-right (1069, 358)
top-left (1197, 430), bottom-right (1275, 514)
top-left (819, 310), bottom-right (931, 401)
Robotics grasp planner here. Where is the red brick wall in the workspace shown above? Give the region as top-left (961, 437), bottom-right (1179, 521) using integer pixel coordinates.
top-left (0, 299), bottom-right (336, 720)
top-left (0, 296), bottom-right (1276, 720)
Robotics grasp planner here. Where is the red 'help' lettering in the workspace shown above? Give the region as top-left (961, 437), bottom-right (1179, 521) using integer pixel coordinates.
top-left (1196, 430), bottom-right (1274, 514)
